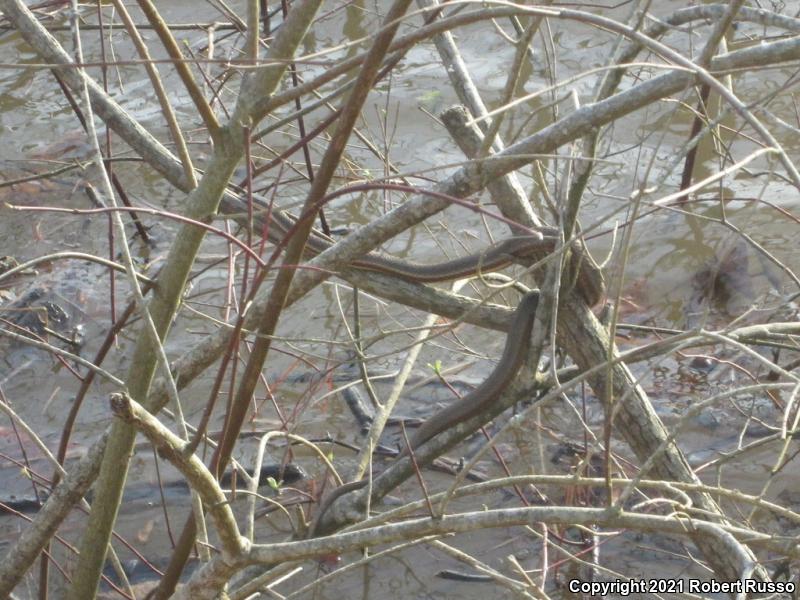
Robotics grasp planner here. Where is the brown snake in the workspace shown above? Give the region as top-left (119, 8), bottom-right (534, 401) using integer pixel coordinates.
top-left (310, 291), bottom-right (541, 536)
top-left (268, 210), bottom-right (604, 535)
top-left (265, 210), bottom-right (605, 307)
top-left (400, 290), bottom-right (540, 455)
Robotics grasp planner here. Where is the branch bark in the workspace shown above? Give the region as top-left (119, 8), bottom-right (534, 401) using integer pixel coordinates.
top-left (1, 2), bottom-right (799, 595)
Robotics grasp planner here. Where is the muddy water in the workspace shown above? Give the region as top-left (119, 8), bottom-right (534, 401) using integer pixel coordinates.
top-left (1, 1), bottom-right (800, 599)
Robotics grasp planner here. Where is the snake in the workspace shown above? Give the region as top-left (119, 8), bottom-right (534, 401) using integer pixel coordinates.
top-left (264, 209), bottom-right (603, 535)
top-left (264, 210), bottom-right (605, 307)
top-left (310, 290), bottom-right (541, 536)
top-left (400, 290), bottom-right (540, 455)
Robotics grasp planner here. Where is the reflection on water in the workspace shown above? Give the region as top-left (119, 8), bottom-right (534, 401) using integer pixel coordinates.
top-left (0, 1), bottom-right (799, 598)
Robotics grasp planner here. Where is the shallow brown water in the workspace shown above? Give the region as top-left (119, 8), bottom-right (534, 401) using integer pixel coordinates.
top-left (1, 1), bottom-right (800, 599)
